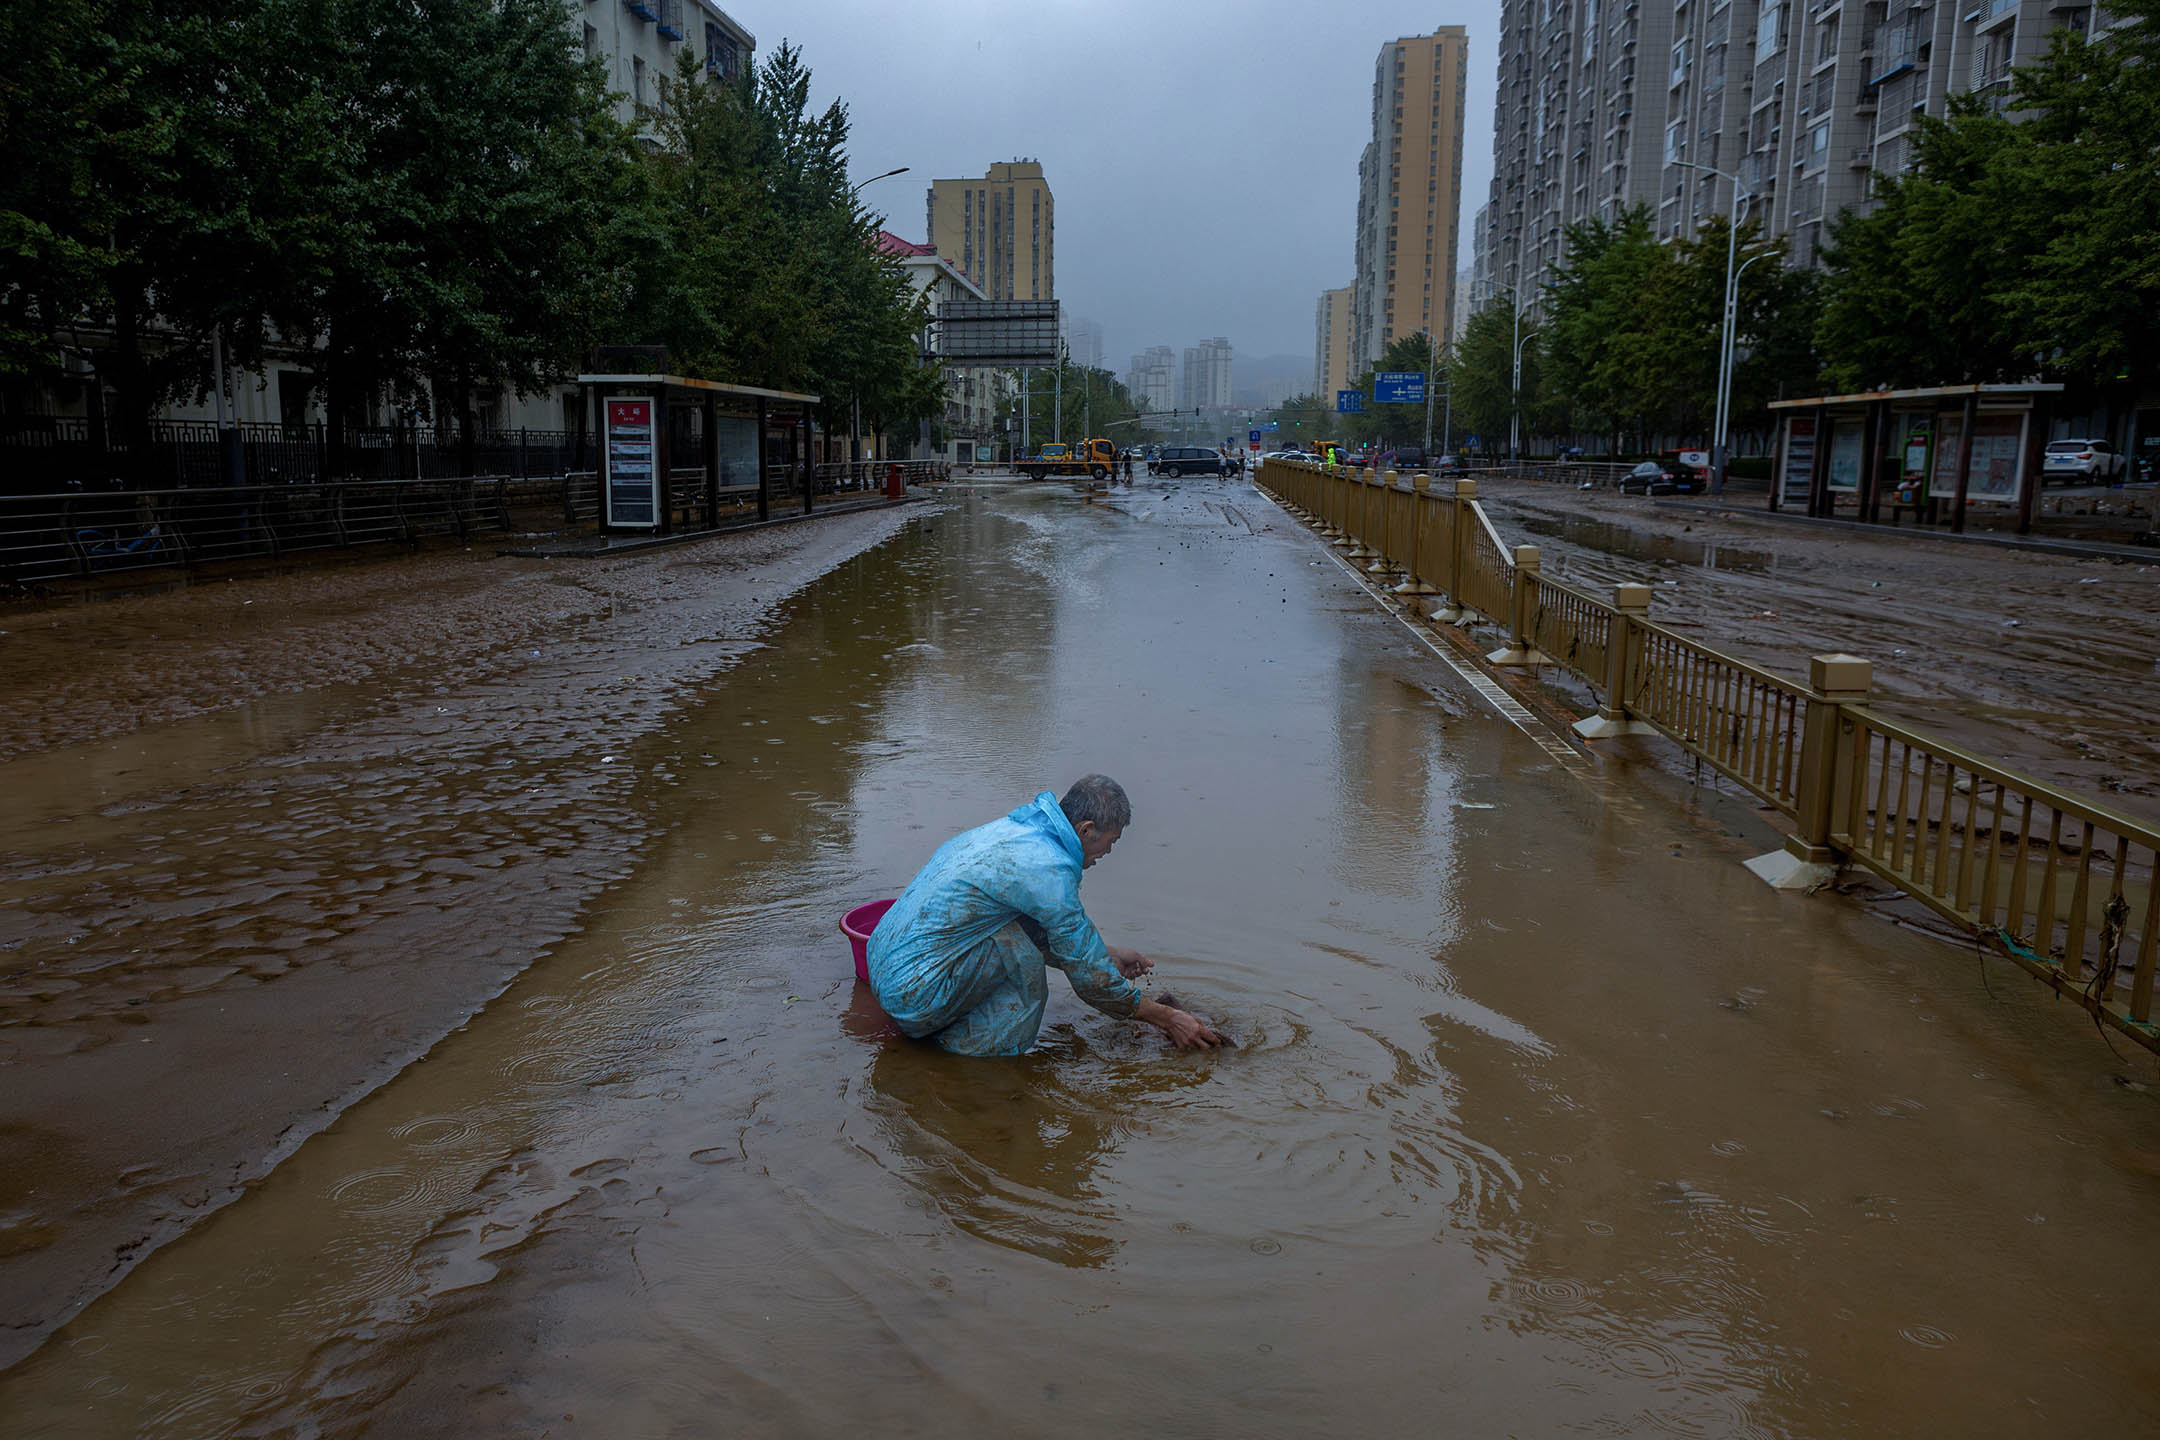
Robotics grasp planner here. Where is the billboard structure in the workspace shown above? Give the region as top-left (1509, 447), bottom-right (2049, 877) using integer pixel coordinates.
top-left (936, 300), bottom-right (1062, 368)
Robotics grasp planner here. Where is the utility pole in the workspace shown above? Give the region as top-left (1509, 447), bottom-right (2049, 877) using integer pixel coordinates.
top-left (1422, 329), bottom-right (1435, 459)
top-left (1021, 369), bottom-right (1030, 456)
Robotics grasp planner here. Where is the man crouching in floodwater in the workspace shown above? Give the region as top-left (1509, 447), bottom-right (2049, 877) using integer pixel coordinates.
top-left (869, 775), bottom-right (1225, 1056)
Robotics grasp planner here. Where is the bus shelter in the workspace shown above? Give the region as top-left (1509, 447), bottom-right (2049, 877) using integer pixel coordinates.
top-left (573, 374), bottom-right (822, 537)
top-left (1768, 383), bottom-right (2061, 534)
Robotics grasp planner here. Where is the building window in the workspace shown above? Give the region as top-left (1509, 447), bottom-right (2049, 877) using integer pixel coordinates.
top-left (583, 23), bottom-right (598, 59)
top-left (1756, 4), bottom-right (1784, 59)
top-left (632, 56), bottom-right (646, 106)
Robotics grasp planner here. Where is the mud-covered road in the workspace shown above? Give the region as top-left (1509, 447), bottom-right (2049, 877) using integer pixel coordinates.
top-left (5, 479), bottom-right (2159, 1437)
top-left (0, 508), bottom-right (912, 1368)
top-left (1473, 476), bottom-right (2160, 825)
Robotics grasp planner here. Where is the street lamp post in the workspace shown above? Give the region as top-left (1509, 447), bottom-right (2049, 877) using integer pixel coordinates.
top-left (844, 167), bottom-right (909, 464)
top-left (848, 165), bottom-right (910, 196)
top-left (1511, 323), bottom-right (1541, 465)
top-left (1670, 160), bottom-right (1751, 494)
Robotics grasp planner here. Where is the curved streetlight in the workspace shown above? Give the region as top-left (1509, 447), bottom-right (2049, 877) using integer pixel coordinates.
top-left (849, 165), bottom-right (910, 195)
top-left (842, 167), bottom-right (911, 466)
top-left (1669, 160), bottom-right (1753, 494)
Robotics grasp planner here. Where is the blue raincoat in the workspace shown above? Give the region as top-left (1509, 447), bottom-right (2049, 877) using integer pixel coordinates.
top-left (868, 792), bottom-right (1142, 1056)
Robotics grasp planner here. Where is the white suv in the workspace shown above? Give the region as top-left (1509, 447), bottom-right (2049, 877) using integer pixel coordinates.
top-left (2042, 439), bottom-right (2126, 483)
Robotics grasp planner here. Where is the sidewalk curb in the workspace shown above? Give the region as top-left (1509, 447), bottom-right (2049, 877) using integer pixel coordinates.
top-left (498, 494), bottom-right (925, 560)
top-left (1651, 498), bottom-right (2158, 563)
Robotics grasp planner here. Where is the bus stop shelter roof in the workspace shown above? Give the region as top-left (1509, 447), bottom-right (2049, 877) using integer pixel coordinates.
top-left (1768, 382), bottom-right (2062, 410)
top-left (574, 374), bottom-right (821, 405)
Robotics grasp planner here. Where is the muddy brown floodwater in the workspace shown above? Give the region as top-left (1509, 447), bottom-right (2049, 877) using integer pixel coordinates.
top-left (5, 480), bottom-right (2160, 1436)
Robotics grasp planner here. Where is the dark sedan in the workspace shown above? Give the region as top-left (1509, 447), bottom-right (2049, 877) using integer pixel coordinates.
top-left (1152, 445), bottom-right (1226, 477)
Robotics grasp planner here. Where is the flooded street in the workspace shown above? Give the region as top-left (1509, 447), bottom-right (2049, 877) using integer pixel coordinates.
top-left (6, 479), bottom-right (2160, 1436)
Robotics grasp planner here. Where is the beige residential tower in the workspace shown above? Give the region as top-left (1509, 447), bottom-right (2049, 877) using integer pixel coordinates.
top-left (1351, 28), bottom-right (1470, 368)
top-left (924, 161), bottom-right (1055, 303)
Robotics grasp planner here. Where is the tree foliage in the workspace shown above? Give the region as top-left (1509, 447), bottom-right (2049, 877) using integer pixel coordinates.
top-left (646, 43), bottom-right (938, 438)
top-left (1817, 0), bottom-right (2160, 392)
top-left (2, 7), bottom-right (940, 462)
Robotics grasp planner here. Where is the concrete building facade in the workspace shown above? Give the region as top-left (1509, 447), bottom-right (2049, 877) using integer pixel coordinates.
top-left (1314, 287), bottom-right (1355, 400)
top-left (924, 161), bottom-right (1056, 303)
top-left (1128, 347), bottom-right (1177, 413)
top-left (877, 231), bottom-right (997, 462)
top-left (1481, 0), bottom-right (2120, 317)
top-left (1065, 316), bottom-right (1104, 371)
top-left (575, 0), bottom-right (754, 134)
top-left (1180, 339), bottom-right (1234, 411)
top-left (1351, 28), bottom-right (1472, 370)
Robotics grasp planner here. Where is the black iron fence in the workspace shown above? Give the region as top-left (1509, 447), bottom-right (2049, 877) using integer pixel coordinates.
top-left (0, 478), bottom-right (520, 586)
top-left (0, 418), bottom-right (582, 493)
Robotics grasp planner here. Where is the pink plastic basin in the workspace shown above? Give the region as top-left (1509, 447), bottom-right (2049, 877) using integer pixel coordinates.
top-left (841, 899), bottom-right (898, 984)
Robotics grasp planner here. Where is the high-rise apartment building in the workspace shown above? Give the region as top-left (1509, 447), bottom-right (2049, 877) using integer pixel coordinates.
top-left (924, 161), bottom-right (1055, 303)
top-left (1351, 28), bottom-right (1471, 370)
top-left (1482, 0), bottom-right (2116, 315)
top-left (1065, 316), bottom-right (1104, 370)
top-left (1181, 339), bottom-right (1234, 410)
top-left (1129, 347), bottom-right (1177, 413)
top-left (1314, 287), bottom-right (1355, 399)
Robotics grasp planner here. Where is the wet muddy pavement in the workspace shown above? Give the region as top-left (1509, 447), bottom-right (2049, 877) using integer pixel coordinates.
top-left (6, 480), bottom-right (2160, 1436)
top-left (0, 510), bottom-right (912, 1367)
top-left (1474, 477), bottom-right (2160, 825)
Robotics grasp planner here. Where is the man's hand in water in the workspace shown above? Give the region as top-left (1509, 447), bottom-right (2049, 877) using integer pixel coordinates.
top-left (1107, 945), bottom-right (1153, 980)
top-left (1136, 997), bottom-right (1225, 1050)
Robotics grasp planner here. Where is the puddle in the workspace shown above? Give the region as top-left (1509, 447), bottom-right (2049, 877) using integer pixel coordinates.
top-left (1521, 514), bottom-right (1774, 574)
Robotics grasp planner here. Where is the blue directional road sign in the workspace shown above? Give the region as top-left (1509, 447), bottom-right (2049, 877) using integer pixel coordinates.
top-left (1264, 421), bottom-right (1279, 432)
top-left (1336, 390), bottom-right (1365, 414)
top-left (1373, 371), bottom-right (1426, 404)
top-left (1249, 429), bottom-right (1262, 443)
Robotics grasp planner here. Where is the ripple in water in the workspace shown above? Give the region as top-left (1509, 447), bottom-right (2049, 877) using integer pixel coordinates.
top-left (500, 1050), bottom-right (590, 1086)
top-left (328, 1167), bottom-right (434, 1216)
top-left (1513, 1276), bottom-right (1591, 1311)
top-left (1710, 1139), bottom-right (1747, 1157)
top-left (1584, 1220), bottom-right (1615, 1237)
top-left (1899, 1324), bottom-right (1955, 1349)
top-left (391, 1114), bottom-right (474, 1148)
top-left (144, 1370), bottom-right (290, 1434)
top-left (1248, 1237), bottom-right (1282, 1256)
top-left (1603, 1338), bottom-right (1682, 1379)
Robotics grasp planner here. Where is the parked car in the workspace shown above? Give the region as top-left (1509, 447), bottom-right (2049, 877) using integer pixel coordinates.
top-left (1618, 458), bottom-right (1701, 495)
top-left (1153, 445), bottom-right (1225, 477)
top-left (2042, 439), bottom-right (2127, 484)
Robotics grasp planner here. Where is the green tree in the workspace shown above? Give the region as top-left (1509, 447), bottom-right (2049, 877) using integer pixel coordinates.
top-left (1449, 298), bottom-right (1537, 455)
top-left (645, 43), bottom-right (936, 445)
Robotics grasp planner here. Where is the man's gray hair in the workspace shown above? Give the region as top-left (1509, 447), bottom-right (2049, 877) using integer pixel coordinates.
top-left (1059, 774), bottom-right (1131, 832)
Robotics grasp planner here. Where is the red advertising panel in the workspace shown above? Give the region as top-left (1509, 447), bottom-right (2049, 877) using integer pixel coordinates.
top-left (604, 396), bottom-right (657, 527)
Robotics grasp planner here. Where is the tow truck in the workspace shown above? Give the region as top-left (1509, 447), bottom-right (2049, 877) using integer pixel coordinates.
top-left (1015, 438), bottom-right (1117, 482)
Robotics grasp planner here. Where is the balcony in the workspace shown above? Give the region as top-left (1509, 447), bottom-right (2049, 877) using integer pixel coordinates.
top-left (1851, 146), bottom-right (1873, 166)
top-left (624, 0), bottom-right (658, 22)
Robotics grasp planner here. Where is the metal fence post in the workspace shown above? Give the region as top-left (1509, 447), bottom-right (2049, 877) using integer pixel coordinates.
top-left (1487, 545), bottom-right (1548, 667)
top-left (1574, 584), bottom-right (1658, 738)
top-left (1435, 478), bottom-right (1477, 623)
top-left (1394, 474), bottom-right (1441, 616)
top-left (1747, 653), bottom-right (1872, 889)
top-left (1367, 471), bottom-right (1400, 576)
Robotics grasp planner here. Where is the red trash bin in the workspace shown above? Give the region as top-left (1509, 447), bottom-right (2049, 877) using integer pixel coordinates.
top-left (884, 463), bottom-right (905, 499)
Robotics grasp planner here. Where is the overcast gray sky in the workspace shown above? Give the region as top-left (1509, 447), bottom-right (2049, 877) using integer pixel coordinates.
top-left (740, 0), bottom-right (1505, 372)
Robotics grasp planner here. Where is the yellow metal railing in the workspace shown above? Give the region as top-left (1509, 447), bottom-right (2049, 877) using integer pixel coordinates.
top-left (1253, 457), bottom-right (2160, 1051)
top-left (1837, 707), bottom-right (2160, 1034)
top-left (1629, 623), bottom-right (1809, 813)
